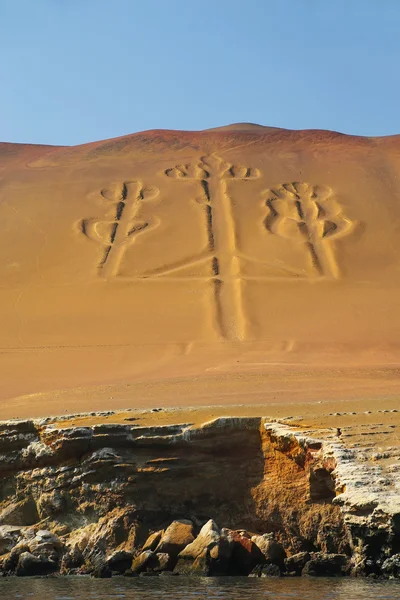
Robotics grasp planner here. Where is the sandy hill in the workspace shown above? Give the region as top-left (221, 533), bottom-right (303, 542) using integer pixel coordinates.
top-left (1, 123), bottom-right (400, 419)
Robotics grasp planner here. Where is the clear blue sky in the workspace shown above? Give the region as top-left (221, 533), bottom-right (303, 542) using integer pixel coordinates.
top-left (1, 0), bottom-right (400, 145)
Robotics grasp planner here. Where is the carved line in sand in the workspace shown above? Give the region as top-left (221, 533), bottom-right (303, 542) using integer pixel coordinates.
top-left (81, 181), bottom-right (159, 278)
top-left (263, 182), bottom-right (353, 279)
top-left (164, 154), bottom-right (260, 342)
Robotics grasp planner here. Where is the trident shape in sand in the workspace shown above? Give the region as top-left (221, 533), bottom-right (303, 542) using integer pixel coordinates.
top-left (262, 182), bottom-right (353, 279)
top-left (81, 181), bottom-right (159, 278)
top-left (165, 154), bottom-right (260, 341)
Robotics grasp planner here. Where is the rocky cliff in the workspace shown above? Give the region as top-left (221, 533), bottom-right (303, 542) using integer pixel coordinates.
top-left (0, 414), bottom-right (398, 577)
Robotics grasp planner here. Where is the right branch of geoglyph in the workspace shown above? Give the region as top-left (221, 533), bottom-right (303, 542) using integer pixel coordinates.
top-left (263, 182), bottom-right (353, 279)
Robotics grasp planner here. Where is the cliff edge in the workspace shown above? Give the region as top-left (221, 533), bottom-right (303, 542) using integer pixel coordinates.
top-left (0, 411), bottom-right (399, 578)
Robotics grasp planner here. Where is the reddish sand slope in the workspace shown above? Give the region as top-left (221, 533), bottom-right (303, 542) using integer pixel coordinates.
top-left (1, 124), bottom-right (400, 418)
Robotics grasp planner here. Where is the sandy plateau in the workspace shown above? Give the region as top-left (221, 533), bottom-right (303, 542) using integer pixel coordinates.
top-left (0, 124), bottom-right (400, 577)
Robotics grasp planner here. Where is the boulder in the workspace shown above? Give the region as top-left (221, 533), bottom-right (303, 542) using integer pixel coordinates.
top-left (174, 520), bottom-right (234, 576)
top-left (148, 552), bottom-right (171, 573)
top-left (208, 533), bottom-right (234, 575)
top-left (0, 540), bottom-right (30, 573)
top-left (142, 530), bottom-right (164, 552)
top-left (175, 550), bottom-right (208, 576)
top-left (179, 520), bottom-right (220, 560)
top-left (249, 563), bottom-right (281, 577)
top-left (251, 534), bottom-right (286, 565)
top-left (155, 520), bottom-right (194, 557)
top-left (13, 529), bottom-right (64, 573)
top-left (92, 564), bottom-right (112, 578)
top-left (131, 550), bottom-right (155, 574)
top-left (106, 550), bottom-right (134, 574)
top-left (188, 551), bottom-right (209, 576)
top-left (284, 551), bottom-right (311, 576)
top-left (225, 529), bottom-right (265, 575)
top-left (28, 530), bottom-right (63, 561)
top-left (131, 550), bottom-right (172, 574)
top-left (16, 551), bottom-right (58, 576)
top-left (302, 553), bottom-right (350, 577)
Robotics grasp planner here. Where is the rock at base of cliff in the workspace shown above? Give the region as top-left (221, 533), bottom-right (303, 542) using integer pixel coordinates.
top-left (106, 550), bottom-right (134, 574)
top-left (251, 534), bottom-right (286, 566)
top-left (382, 554), bottom-right (400, 578)
top-left (29, 530), bottom-right (63, 560)
top-left (302, 553), bottom-right (350, 577)
top-left (155, 520), bottom-right (194, 557)
top-left (142, 530), bottom-right (164, 552)
top-left (16, 551), bottom-right (58, 576)
top-left (92, 564), bottom-right (112, 578)
top-left (225, 530), bottom-right (265, 575)
top-left (131, 550), bottom-right (154, 574)
top-left (249, 563), bottom-right (282, 577)
top-left (174, 520), bottom-right (234, 576)
top-left (175, 550), bottom-right (210, 576)
top-left (284, 552), bottom-right (311, 576)
top-left (131, 550), bottom-right (172, 574)
top-left (179, 520), bottom-right (221, 560)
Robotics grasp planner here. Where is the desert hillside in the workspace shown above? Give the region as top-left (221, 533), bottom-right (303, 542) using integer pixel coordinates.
top-left (1, 123), bottom-right (400, 418)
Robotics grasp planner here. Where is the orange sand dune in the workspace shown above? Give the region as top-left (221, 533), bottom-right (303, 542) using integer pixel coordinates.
top-left (1, 123), bottom-right (400, 419)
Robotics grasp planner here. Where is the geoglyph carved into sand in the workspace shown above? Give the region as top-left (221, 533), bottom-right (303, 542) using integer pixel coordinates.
top-left (81, 161), bottom-right (353, 341)
top-left (165, 154), bottom-right (260, 341)
top-left (263, 182), bottom-right (353, 279)
top-left (81, 181), bottom-right (159, 278)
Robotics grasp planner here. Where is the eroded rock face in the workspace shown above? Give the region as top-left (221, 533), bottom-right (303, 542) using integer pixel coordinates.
top-left (16, 551), bottom-right (57, 577)
top-left (0, 498), bottom-right (39, 526)
top-left (264, 421), bottom-right (400, 574)
top-left (0, 415), bottom-right (397, 577)
top-left (60, 507), bottom-right (147, 575)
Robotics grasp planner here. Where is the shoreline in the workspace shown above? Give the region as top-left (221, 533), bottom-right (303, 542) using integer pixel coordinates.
top-left (0, 408), bottom-right (399, 578)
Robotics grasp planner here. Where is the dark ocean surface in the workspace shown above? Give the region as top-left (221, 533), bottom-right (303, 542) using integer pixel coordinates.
top-left (1, 576), bottom-right (400, 600)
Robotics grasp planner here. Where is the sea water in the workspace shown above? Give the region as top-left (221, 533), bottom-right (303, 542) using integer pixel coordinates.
top-left (0, 576), bottom-right (400, 600)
